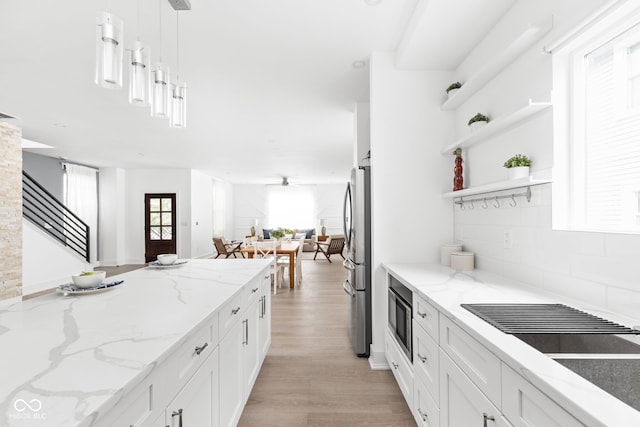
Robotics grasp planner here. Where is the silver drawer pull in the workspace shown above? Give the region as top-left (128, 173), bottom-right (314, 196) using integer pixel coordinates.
top-left (417, 408), bottom-right (428, 422)
top-left (252, 287), bottom-right (259, 293)
top-left (483, 413), bottom-right (496, 427)
top-left (417, 353), bottom-right (427, 363)
top-left (172, 409), bottom-right (183, 427)
top-left (231, 307), bottom-right (241, 315)
top-left (195, 342), bottom-right (208, 355)
top-left (416, 310), bottom-right (427, 319)
top-left (392, 362), bottom-right (399, 369)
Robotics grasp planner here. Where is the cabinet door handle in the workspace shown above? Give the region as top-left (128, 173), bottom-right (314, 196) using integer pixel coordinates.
top-left (232, 307), bottom-right (241, 315)
top-left (242, 319), bottom-right (248, 345)
top-left (172, 409), bottom-right (183, 427)
top-left (483, 413), bottom-right (496, 427)
top-left (194, 342), bottom-right (208, 355)
top-left (417, 353), bottom-right (427, 363)
top-left (259, 296), bottom-right (265, 318)
top-left (264, 275), bottom-right (270, 280)
top-left (416, 310), bottom-right (427, 319)
top-left (392, 362), bottom-right (399, 370)
top-left (417, 408), bottom-right (428, 422)
top-left (252, 287), bottom-right (259, 293)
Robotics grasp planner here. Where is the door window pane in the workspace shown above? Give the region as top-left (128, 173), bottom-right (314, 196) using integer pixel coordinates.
top-left (161, 212), bottom-right (172, 225)
top-left (150, 198), bottom-right (160, 211)
top-left (162, 226), bottom-right (173, 240)
top-left (162, 198), bottom-right (172, 211)
top-left (150, 227), bottom-right (161, 240)
top-left (150, 212), bottom-right (161, 226)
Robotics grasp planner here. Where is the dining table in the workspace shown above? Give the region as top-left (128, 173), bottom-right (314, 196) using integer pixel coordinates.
top-left (241, 240), bottom-right (300, 288)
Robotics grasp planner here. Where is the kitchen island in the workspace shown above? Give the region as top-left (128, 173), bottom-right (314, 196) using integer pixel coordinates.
top-left (0, 258), bottom-right (273, 427)
top-left (384, 262), bottom-right (640, 427)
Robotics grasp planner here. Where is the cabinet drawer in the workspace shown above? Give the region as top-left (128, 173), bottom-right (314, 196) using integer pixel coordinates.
top-left (413, 320), bottom-right (439, 405)
top-left (439, 315), bottom-right (501, 407)
top-left (385, 329), bottom-right (413, 406)
top-left (244, 276), bottom-right (262, 307)
top-left (414, 294), bottom-right (439, 342)
top-left (165, 315), bottom-right (218, 395)
top-left (502, 364), bottom-right (584, 427)
top-left (413, 376), bottom-right (439, 427)
top-left (219, 290), bottom-right (243, 338)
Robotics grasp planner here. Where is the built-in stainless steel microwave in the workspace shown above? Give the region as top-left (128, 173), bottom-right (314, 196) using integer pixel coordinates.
top-left (388, 274), bottom-right (412, 362)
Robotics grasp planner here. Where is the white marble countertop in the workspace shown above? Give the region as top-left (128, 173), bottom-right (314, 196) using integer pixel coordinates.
top-left (383, 262), bottom-right (640, 427)
top-left (0, 258), bottom-right (272, 427)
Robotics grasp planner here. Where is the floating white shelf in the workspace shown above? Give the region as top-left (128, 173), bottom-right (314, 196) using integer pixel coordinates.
top-left (440, 100), bottom-right (552, 155)
top-left (441, 18), bottom-right (553, 111)
top-left (443, 177), bottom-right (552, 199)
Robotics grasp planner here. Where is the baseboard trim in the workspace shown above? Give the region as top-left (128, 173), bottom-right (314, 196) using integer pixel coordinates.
top-left (368, 347), bottom-right (389, 370)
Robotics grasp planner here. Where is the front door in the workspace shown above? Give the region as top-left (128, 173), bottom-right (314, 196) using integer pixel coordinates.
top-left (145, 193), bottom-right (177, 263)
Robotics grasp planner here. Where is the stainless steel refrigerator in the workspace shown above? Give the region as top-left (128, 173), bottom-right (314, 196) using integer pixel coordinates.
top-left (342, 166), bottom-right (371, 357)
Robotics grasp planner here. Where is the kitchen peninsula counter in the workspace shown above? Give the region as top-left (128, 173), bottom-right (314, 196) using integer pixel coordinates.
top-left (383, 262), bottom-right (640, 427)
top-left (0, 258), bottom-right (272, 427)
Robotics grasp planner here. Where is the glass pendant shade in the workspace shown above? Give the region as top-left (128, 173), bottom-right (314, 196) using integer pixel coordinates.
top-left (170, 83), bottom-right (187, 128)
top-left (128, 41), bottom-right (150, 106)
top-left (151, 64), bottom-right (170, 117)
top-left (95, 12), bottom-right (124, 89)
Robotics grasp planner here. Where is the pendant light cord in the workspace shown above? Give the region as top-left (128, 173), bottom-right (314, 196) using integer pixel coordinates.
top-left (136, 0), bottom-right (141, 41)
top-left (158, 0), bottom-right (163, 62)
top-left (176, 12), bottom-right (180, 83)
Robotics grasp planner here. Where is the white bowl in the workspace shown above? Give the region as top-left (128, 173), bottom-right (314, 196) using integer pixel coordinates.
top-left (71, 271), bottom-right (106, 288)
top-left (157, 254), bottom-right (178, 265)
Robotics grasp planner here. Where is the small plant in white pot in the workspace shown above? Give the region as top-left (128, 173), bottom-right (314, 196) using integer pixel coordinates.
top-left (503, 154), bottom-right (531, 180)
top-left (446, 81), bottom-right (462, 98)
top-left (468, 113), bottom-right (490, 131)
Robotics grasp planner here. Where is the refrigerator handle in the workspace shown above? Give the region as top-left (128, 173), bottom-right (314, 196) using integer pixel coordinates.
top-left (343, 280), bottom-right (355, 297)
top-left (343, 183), bottom-right (351, 248)
top-left (343, 258), bottom-right (356, 271)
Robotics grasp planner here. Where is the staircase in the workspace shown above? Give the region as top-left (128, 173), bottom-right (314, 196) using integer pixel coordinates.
top-left (22, 171), bottom-right (90, 262)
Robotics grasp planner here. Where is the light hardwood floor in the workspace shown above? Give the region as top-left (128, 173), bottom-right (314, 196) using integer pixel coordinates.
top-left (238, 255), bottom-right (416, 427)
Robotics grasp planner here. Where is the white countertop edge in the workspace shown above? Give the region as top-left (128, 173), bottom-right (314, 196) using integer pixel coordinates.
top-left (383, 262), bottom-right (640, 427)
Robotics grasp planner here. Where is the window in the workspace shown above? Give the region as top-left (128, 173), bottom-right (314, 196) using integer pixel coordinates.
top-left (266, 185), bottom-right (315, 229)
top-left (553, 3), bottom-right (640, 233)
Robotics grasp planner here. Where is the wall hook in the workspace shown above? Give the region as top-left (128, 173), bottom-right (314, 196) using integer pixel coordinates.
top-left (482, 198), bottom-right (489, 209)
top-left (469, 200), bottom-right (475, 210)
top-left (509, 194), bottom-right (517, 207)
top-left (493, 196), bottom-right (500, 208)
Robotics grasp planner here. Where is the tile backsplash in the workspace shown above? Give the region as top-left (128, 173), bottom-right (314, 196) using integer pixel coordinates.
top-left (454, 183), bottom-right (640, 320)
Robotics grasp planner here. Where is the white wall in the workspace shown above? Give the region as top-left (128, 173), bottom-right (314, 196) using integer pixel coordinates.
top-left (450, 0), bottom-right (640, 319)
top-left (99, 167), bottom-right (127, 266)
top-left (232, 183), bottom-right (346, 240)
top-left (369, 52), bottom-right (454, 365)
top-left (191, 170), bottom-right (215, 259)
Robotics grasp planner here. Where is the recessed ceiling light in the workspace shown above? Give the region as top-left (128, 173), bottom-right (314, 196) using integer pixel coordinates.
top-left (364, 0), bottom-right (383, 5)
top-left (352, 60), bottom-right (367, 69)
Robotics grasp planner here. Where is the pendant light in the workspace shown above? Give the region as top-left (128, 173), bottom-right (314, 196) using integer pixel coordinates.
top-left (151, 0), bottom-right (170, 118)
top-left (95, 11), bottom-right (124, 89)
top-left (170, 12), bottom-right (187, 128)
top-left (129, 0), bottom-right (150, 106)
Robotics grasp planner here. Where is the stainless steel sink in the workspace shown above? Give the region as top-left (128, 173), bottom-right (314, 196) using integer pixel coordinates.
top-left (552, 355), bottom-right (640, 411)
top-left (513, 333), bottom-right (640, 411)
top-left (514, 333), bottom-right (640, 354)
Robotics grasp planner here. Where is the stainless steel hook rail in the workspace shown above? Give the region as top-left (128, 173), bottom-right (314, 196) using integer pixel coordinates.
top-left (455, 186), bottom-right (532, 208)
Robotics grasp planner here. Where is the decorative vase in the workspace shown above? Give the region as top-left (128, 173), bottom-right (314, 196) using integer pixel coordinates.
top-left (507, 166), bottom-right (530, 180)
top-left (469, 121), bottom-right (488, 131)
top-left (453, 148), bottom-right (463, 191)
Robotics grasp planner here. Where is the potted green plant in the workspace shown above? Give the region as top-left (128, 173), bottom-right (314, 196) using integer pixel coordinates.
top-left (503, 154), bottom-right (531, 180)
top-left (283, 228), bottom-right (294, 240)
top-left (446, 81), bottom-right (462, 98)
top-left (468, 113), bottom-right (490, 131)
top-left (270, 228), bottom-right (285, 240)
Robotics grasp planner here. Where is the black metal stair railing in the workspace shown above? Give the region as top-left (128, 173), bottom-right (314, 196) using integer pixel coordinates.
top-left (22, 171), bottom-right (90, 262)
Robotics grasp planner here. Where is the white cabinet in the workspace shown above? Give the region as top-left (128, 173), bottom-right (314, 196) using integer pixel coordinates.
top-left (413, 319), bottom-right (439, 405)
top-left (165, 347), bottom-right (220, 427)
top-left (413, 376), bottom-right (439, 427)
top-left (385, 329), bottom-right (414, 406)
top-left (219, 306), bottom-right (247, 427)
top-left (502, 364), bottom-right (584, 427)
top-left (258, 272), bottom-right (271, 360)
top-left (244, 294), bottom-right (261, 393)
top-left (413, 293), bottom-right (439, 341)
top-left (439, 315), bottom-right (501, 406)
top-left (440, 350), bottom-right (511, 427)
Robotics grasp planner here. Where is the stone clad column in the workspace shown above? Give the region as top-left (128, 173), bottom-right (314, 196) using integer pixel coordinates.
top-left (0, 122), bottom-right (22, 301)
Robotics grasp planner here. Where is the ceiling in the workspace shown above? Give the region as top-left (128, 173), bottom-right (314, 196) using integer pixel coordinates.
top-left (0, 0), bottom-right (514, 185)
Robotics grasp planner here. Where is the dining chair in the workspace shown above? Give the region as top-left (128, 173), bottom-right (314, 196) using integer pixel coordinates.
top-left (313, 235), bottom-right (345, 263)
top-left (254, 240), bottom-right (284, 292)
top-left (277, 237), bottom-right (304, 288)
top-left (212, 237), bottom-right (244, 259)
